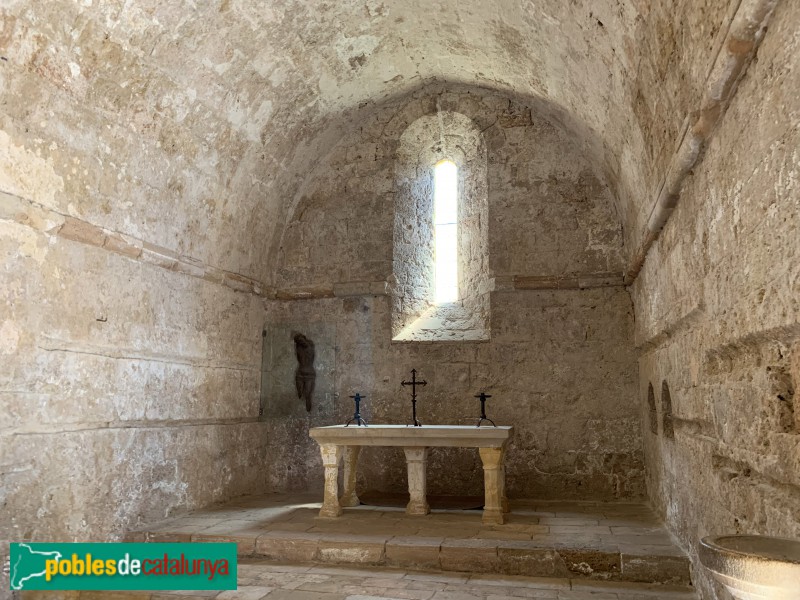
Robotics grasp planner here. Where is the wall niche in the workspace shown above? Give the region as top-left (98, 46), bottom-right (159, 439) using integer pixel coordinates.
top-left (647, 382), bottom-right (658, 434)
top-left (392, 110), bottom-right (490, 342)
top-left (661, 380), bottom-right (674, 439)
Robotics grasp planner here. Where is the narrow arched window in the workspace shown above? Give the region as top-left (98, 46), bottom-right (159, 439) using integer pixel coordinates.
top-left (434, 160), bottom-right (458, 303)
top-left (392, 112), bottom-right (488, 342)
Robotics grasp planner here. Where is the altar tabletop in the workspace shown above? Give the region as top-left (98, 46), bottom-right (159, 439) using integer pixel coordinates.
top-left (309, 424), bottom-right (512, 447)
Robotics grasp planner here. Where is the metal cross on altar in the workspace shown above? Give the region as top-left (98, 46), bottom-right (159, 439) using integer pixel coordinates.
top-left (401, 369), bottom-right (427, 427)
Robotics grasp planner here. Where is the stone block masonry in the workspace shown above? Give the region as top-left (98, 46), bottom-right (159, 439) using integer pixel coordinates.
top-left (264, 287), bottom-right (642, 502)
top-left (631, 1), bottom-right (800, 597)
top-left (3, 2), bottom-right (796, 600)
top-left (263, 86), bottom-right (641, 503)
top-left (0, 198), bottom-right (270, 590)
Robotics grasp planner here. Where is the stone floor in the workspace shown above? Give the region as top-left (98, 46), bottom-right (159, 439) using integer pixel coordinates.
top-left (22, 561), bottom-right (699, 599)
top-left (125, 494), bottom-right (694, 588)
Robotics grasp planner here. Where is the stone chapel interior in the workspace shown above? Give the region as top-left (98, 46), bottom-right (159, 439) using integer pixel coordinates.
top-left (1, 1), bottom-right (798, 599)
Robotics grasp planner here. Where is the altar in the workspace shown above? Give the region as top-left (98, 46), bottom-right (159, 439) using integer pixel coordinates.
top-left (309, 425), bottom-right (513, 524)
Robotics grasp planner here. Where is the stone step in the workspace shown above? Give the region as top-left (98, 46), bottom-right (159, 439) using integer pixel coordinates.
top-left (251, 529), bottom-right (691, 585)
top-left (126, 496), bottom-right (694, 590)
top-left (133, 527), bottom-right (691, 586)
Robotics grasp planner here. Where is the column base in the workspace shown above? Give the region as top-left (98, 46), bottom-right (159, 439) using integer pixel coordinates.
top-left (340, 494), bottom-right (361, 508)
top-left (406, 501), bottom-right (431, 516)
top-left (318, 505), bottom-right (344, 519)
top-left (482, 508), bottom-right (505, 525)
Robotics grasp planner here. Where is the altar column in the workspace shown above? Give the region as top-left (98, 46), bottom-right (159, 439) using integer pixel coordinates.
top-left (404, 447), bottom-right (430, 515)
top-left (340, 445), bottom-right (361, 507)
top-left (318, 443), bottom-right (343, 518)
top-left (479, 446), bottom-right (507, 524)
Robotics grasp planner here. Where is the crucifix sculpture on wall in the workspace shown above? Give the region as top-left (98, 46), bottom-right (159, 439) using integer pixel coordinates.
top-left (293, 332), bottom-right (316, 412)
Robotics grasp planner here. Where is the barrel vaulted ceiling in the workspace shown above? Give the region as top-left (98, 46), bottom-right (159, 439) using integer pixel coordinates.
top-left (3, 0), bottom-right (737, 283)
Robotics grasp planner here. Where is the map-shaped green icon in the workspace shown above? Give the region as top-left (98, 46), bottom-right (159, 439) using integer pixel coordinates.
top-left (10, 543), bottom-right (62, 590)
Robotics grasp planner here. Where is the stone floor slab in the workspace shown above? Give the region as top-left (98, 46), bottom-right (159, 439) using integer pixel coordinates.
top-left (20, 559), bottom-right (698, 599)
top-left (128, 494), bottom-right (693, 588)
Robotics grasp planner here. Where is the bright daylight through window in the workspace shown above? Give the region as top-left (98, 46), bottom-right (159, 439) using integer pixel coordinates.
top-left (434, 160), bottom-right (458, 303)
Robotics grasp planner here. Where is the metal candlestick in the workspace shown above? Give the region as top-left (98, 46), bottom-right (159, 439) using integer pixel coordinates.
top-left (401, 369), bottom-right (427, 427)
top-left (345, 393), bottom-right (368, 426)
top-left (475, 392), bottom-right (496, 427)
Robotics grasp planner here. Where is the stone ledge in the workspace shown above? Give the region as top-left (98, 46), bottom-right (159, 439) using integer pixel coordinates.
top-left (439, 537), bottom-right (500, 572)
top-left (236, 529), bottom-right (691, 584)
top-left (624, 0), bottom-right (780, 284)
top-left (255, 530), bottom-right (320, 562)
top-left (497, 545), bottom-right (564, 577)
top-left (128, 497), bottom-right (694, 587)
top-left (317, 534), bottom-right (386, 564)
top-left (0, 190), bottom-right (265, 296)
top-left (512, 272), bottom-right (625, 290)
top-left (16, 561), bottom-right (699, 599)
top-left (384, 536), bottom-right (442, 569)
top-left (392, 303), bottom-right (490, 342)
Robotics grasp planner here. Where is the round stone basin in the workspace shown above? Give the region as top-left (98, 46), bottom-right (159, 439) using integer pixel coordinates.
top-left (699, 535), bottom-right (800, 600)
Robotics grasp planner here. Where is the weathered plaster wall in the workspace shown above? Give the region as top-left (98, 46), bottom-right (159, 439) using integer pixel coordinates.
top-left (265, 288), bottom-right (642, 502)
top-left (264, 85), bottom-right (642, 501)
top-left (276, 85), bottom-right (624, 291)
top-left (631, 1), bottom-right (800, 597)
top-left (0, 202), bottom-right (269, 544)
top-left (0, 0), bottom-right (747, 282)
top-left (3, 0), bottom-right (792, 596)
top-left (392, 110), bottom-right (490, 340)
top-left (0, 2), bottom-right (269, 591)
top-left (625, 0), bottom-right (734, 234)
top-left (0, 5), bottom-right (276, 280)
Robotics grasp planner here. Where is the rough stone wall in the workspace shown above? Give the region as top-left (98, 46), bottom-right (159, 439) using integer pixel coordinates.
top-left (1, 0), bottom-right (744, 286)
top-left (392, 109), bottom-right (490, 339)
top-left (0, 2), bottom-right (270, 590)
top-left (623, 0), bottom-right (733, 240)
top-left (265, 85), bottom-right (642, 501)
top-left (265, 288), bottom-right (641, 501)
top-left (486, 110), bottom-right (624, 280)
top-left (631, 1), bottom-right (800, 597)
top-left (0, 209), bottom-right (268, 564)
top-left (393, 164), bottom-right (433, 332)
top-left (277, 85), bottom-right (623, 291)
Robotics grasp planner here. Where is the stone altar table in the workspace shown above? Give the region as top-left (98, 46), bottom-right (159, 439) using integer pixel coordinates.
top-left (309, 425), bottom-right (513, 524)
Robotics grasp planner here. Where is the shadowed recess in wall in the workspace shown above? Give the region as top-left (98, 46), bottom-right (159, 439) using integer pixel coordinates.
top-left (260, 323), bottom-right (336, 419)
top-left (767, 364), bottom-right (797, 434)
top-left (647, 382), bottom-right (658, 434)
top-left (661, 381), bottom-right (674, 439)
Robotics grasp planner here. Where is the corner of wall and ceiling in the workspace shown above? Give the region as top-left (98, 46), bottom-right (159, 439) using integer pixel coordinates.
top-left (624, 0), bottom-right (781, 286)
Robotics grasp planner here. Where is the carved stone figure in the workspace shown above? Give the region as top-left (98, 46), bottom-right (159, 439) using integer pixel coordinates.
top-left (293, 333), bottom-right (316, 412)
